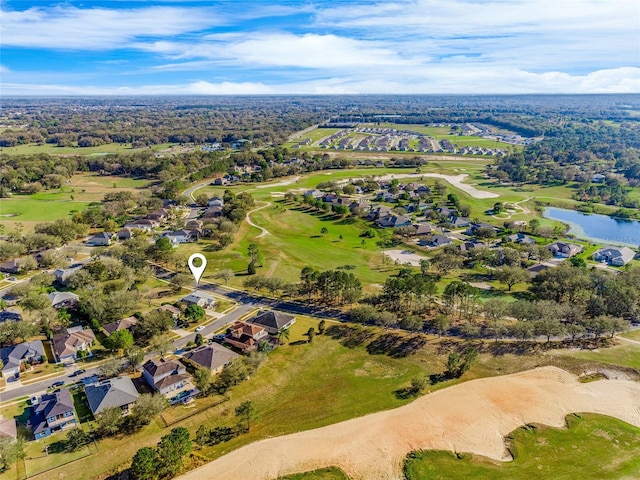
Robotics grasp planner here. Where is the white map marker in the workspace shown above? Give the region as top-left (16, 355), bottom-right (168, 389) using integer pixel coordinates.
top-left (188, 253), bottom-right (207, 285)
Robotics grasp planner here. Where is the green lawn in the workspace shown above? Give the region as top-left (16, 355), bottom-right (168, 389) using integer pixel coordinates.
top-left (403, 413), bottom-right (640, 480)
top-left (277, 467), bottom-right (350, 480)
top-left (621, 329), bottom-right (640, 341)
top-left (0, 172), bottom-right (151, 231)
top-left (0, 142), bottom-right (137, 155)
top-left (0, 196), bottom-right (91, 221)
top-left (554, 341), bottom-right (640, 370)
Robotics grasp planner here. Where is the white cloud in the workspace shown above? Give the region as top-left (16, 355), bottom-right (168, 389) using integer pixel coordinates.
top-left (0, 5), bottom-right (224, 50)
top-left (2, 67), bottom-right (638, 95)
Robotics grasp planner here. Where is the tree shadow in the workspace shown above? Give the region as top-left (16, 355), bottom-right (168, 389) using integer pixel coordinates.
top-left (325, 325), bottom-right (375, 348)
top-left (366, 333), bottom-right (427, 358)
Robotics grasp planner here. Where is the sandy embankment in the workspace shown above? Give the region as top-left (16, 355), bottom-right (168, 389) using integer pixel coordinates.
top-left (177, 367), bottom-right (640, 480)
top-left (375, 173), bottom-right (499, 199)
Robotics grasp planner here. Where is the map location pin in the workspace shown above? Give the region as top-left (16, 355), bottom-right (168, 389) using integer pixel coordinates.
top-left (188, 253), bottom-right (207, 285)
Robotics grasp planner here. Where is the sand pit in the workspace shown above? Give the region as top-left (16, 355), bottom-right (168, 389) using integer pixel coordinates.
top-left (256, 176), bottom-right (301, 188)
top-left (383, 249), bottom-right (428, 266)
top-left (177, 367), bottom-right (640, 480)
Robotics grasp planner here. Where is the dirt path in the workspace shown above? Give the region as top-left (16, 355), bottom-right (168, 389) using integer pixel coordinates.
top-left (177, 366), bottom-right (640, 480)
top-left (246, 202), bottom-right (271, 238)
top-left (492, 197), bottom-right (533, 219)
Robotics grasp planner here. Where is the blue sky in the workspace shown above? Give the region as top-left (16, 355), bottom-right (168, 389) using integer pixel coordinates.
top-left (1, 0), bottom-right (639, 95)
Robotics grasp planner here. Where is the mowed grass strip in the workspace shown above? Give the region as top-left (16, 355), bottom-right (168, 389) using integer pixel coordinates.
top-left (0, 196), bottom-right (91, 222)
top-left (403, 413), bottom-right (640, 480)
top-left (277, 467), bottom-right (350, 480)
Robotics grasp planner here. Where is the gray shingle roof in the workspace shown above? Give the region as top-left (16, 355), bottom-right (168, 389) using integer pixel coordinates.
top-left (249, 310), bottom-right (295, 330)
top-left (0, 340), bottom-right (44, 374)
top-left (85, 377), bottom-right (140, 415)
top-left (183, 344), bottom-right (239, 371)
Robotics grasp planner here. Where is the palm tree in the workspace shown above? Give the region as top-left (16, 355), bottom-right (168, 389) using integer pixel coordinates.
top-left (277, 327), bottom-right (290, 345)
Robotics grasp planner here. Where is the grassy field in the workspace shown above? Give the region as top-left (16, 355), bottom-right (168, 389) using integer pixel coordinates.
top-left (621, 329), bottom-right (640, 341)
top-left (278, 467), bottom-right (350, 480)
top-left (554, 341), bottom-right (640, 370)
top-left (403, 413), bottom-right (640, 480)
top-left (1, 314), bottom-right (636, 480)
top-left (6, 318), bottom-right (550, 480)
top-left (0, 173), bottom-right (151, 232)
top-left (0, 142), bottom-right (177, 156)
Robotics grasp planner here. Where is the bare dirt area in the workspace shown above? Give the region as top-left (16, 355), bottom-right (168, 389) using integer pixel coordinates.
top-left (383, 249), bottom-right (428, 266)
top-left (177, 367), bottom-right (640, 480)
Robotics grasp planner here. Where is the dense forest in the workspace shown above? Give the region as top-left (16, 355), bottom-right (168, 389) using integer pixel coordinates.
top-left (2, 95), bottom-right (640, 205)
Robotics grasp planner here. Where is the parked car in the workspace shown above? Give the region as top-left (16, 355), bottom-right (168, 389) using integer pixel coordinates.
top-left (195, 325), bottom-right (205, 332)
top-left (209, 334), bottom-right (226, 344)
top-left (70, 369), bottom-right (85, 377)
top-left (51, 380), bottom-right (65, 388)
top-left (29, 396), bottom-right (38, 405)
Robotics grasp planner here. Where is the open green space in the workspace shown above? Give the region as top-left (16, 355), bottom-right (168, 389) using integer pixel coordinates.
top-left (0, 142), bottom-right (177, 156)
top-left (621, 329), bottom-right (640, 341)
top-left (403, 413), bottom-right (640, 480)
top-left (277, 467), bottom-right (350, 480)
top-left (554, 341), bottom-right (640, 370)
top-left (0, 142), bottom-right (137, 155)
top-left (0, 196), bottom-right (91, 222)
top-left (1, 313), bottom-right (636, 480)
top-left (0, 173), bottom-right (151, 231)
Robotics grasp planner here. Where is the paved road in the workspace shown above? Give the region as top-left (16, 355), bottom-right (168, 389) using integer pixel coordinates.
top-left (2, 265), bottom-right (346, 402)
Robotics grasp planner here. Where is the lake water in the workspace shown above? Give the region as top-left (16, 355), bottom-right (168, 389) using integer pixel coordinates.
top-left (542, 207), bottom-right (640, 247)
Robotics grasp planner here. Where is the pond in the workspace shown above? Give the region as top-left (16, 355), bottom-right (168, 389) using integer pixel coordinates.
top-left (542, 207), bottom-right (640, 247)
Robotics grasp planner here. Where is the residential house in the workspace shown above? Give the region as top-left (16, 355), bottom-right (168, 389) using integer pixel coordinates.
top-left (85, 376), bottom-right (140, 416)
top-left (0, 417), bottom-right (17, 440)
top-left (593, 246), bottom-right (636, 266)
top-left (124, 219), bottom-right (157, 231)
top-left (147, 209), bottom-right (170, 223)
top-left (448, 216), bottom-right (471, 228)
top-left (183, 343), bottom-right (239, 374)
top-left (142, 358), bottom-right (189, 396)
top-left (415, 222), bottom-right (437, 236)
top-left (303, 189), bottom-right (324, 199)
top-left (117, 228), bottom-right (135, 240)
top-left (547, 242), bottom-right (583, 258)
top-left (47, 291), bottom-right (79, 309)
top-left (367, 205), bottom-right (391, 221)
top-left (52, 326), bottom-right (95, 363)
top-left (0, 340), bottom-right (45, 378)
top-left (247, 310), bottom-right (296, 335)
top-left (224, 321), bottom-right (268, 353)
top-left (376, 214), bottom-right (412, 228)
top-left (158, 304), bottom-right (181, 320)
top-left (466, 222), bottom-right (501, 236)
top-left (185, 219), bottom-right (204, 230)
top-left (164, 229), bottom-right (200, 246)
top-left (103, 316), bottom-right (138, 335)
top-left (208, 197), bottom-right (224, 207)
top-left (213, 177), bottom-right (228, 186)
top-left (505, 233), bottom-right (536, 245)
top-left (181, 290), bottom-right (216, 309)
top-left (428, 234), bottom-right (453, 247)
top-left (203, 206), bottom-right (223, 218)
top-left (89, 232), bottom-right (115, 246)
top-left (0, 259), bottom-right (21, 274)
top-left (527, 264), bottom-right (552, 278)
top-left (458, 241), bottom-right (486, 253)
top-left (31, 388), bottom-right (77, 439)
top-left (53, 266), bottom-right (82, 286)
